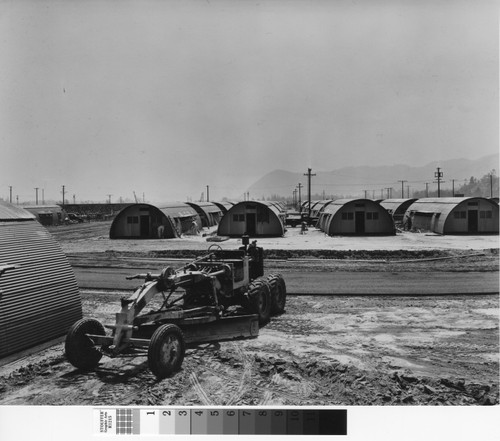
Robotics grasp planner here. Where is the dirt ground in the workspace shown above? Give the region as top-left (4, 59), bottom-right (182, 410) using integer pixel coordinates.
top-left (0, 221), bottom-right (498, 406)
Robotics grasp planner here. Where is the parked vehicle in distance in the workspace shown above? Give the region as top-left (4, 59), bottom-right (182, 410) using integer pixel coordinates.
top-left (66, 213), bottom-right (84, 223)
top-left (285, 211), bottom-right (307, 228)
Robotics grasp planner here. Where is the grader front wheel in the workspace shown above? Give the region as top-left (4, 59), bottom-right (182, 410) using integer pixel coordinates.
top-left (267, 273), bottom-right (287, 315)
top-left (246, 280), bottom-right (272, 325)
top-left (148, 324), bottom-right (186, 379)
top-left (65, 318), bottom-right (106, 370)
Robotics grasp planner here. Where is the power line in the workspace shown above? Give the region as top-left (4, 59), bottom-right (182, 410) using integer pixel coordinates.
top-left (303, 168), bottom-right (316, 218)
top-left (434, 167), bottom-right (444, 197)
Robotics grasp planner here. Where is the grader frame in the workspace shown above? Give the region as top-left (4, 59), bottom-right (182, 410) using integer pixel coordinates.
top-left (65, 241), bottom-right (286, 379)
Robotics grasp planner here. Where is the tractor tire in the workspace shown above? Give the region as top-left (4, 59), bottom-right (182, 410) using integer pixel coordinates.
top-left (65, 318), bottom-right (106, 370)
top-left (267, 273), bottom-right (287, 315)
top-left (246, 279), bottom-right (272, 326)
top-left (148, 324), bottom-right (185, 379)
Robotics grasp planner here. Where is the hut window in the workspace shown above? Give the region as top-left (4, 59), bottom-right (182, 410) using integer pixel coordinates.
top-left (355, 203), bottom-right (365, 207)
top-left (127, 216), bottom-right (139, 224)
top-left (233, 214), bottom-right (245, 222)
top-left (454, 211), bottom-right (466, 219)
top-left (342, 212), bottom-right (354, 220)
top-left (467, 202), bottom-right (478, 206)
top-left (480, 211), bottom-right (493, 219)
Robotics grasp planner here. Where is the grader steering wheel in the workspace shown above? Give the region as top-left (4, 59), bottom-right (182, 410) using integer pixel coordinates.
top-left (207, 244), bottom-right (223, 259)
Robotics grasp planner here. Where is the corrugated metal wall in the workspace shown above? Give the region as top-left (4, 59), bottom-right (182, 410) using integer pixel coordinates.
top-left (0, 221), bottom-right (82, 358)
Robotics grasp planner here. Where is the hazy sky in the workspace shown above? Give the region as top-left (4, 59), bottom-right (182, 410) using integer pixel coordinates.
top-left (1, 0), bottom-right (498, 203)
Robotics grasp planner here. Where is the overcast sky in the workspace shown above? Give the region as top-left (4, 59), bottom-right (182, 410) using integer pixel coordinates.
top-left (1, 0), bottom-right (498, 203)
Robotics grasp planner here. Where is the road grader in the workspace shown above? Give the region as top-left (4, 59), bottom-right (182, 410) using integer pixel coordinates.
top-left (65, 237), bottom-right (286, 379)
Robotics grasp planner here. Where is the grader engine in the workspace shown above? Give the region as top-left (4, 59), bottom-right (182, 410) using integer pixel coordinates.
top-left (65, 239), bottom-right (286, 379)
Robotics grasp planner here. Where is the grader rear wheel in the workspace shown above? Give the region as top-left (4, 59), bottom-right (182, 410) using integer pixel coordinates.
top-left (65, 318), bottom-right (105, 370)
top-left (267, 273), bottom-right (287, 315)
top-left (148, 324), bottom-right (186, 379)
top-left (246, 280), bottom-right (271, 325)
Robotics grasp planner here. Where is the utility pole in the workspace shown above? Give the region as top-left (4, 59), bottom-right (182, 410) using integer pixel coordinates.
top-left (406, 185), bottom-right (410, 198)
top-left (303, 168), bottom-right (316, 219)
top-left (363, 190), bottom-right (368, 199)
top-left (42, 189), bottom-right (45, 204)
top-left (73, 194), bottom-right (76, 204)
top-left (434, 167), bottom-right (444, 198)
top-left (451, 179), bottom-right (457, 197)
top-left (425, 182), bottom-right (430, 197)
top-left (34, 187), bottom-right (39, 205)
top-left (206, 186), bottom-right (210, 202)
top-left (62, 185), bottom-right (66, 207)
top-left (385, 187), bottom-right (391, 199)
top-left (9, 186), bottom-right (12, 203)
top-left (490, 173), bottom-right (494, 198)
top-left (297, 183), bottom-right (303, 210)
top-left (107, 194), bottom-right (112, 204)
top-left (398, 180), bottom-right (407, 198)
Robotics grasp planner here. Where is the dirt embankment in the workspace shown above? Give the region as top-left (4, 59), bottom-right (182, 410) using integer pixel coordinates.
top-left (0, 292), bottom-right (497, 406)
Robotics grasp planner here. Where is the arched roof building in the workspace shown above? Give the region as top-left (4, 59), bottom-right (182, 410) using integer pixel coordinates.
top-left (213, 201), bottom-right (235, 214)
top-left (217, 201), bottom-right (286, 237)
top-left (318, 199), bottom-right (395, 236)
top-left (379, 199), bottom-right (418, 224)
top-left (186, 202), bottom-right (223, 228)
top-left (403, 197), bottom-right (499, 234)
top-left (0, 201), bottom-right (82, 359)
top-left (109, 202), bottom-right (201, 239)
top-left (310, 200), bottom-right (334, 222)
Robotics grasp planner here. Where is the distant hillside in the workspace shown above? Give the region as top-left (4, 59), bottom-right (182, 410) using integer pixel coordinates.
top-left (247, 154), bottom-right (499, 199)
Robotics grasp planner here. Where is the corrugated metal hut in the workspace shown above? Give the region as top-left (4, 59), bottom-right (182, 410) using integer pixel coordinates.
top-left (22, 204), bottom-right (66, 226)
top-left (403, 197), bottom-right (499, 234)
top-left (310, 200), bottom-right (334, 221)
top-left (379, 199), bottom-right (418, 225)
top-left (213, 201), bottom-right (235, 214)
top-left (186, 202), bottom-right (223, 228)
top-left (319, 199), bottom-right (395, 236)
top-left (217, 201), bottom-right (286, 237)
top-left (0, 201), bottom-right (82, 359)
top-left (109, 203), bottom-right (201, 239)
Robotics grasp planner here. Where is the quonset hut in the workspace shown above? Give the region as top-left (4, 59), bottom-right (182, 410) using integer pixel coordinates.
top-left (310, 200), bottom-right (334, 223)
top-left (318, 199), bottom-right (395, 236)
top-left (213, 201), bottom-right (235, 214)
top-left (0, 201), bottom-right (82, 359)
top-left (109, 203), bottom-right (201, 239)
top-left (379, 199), bottom-right (418, 225)
top-left (186, 202), bottom-right (223, 228)
top-left (217, 201), bottom-right (286, 237)
top-left (402, 197), bottom-right (499, 234)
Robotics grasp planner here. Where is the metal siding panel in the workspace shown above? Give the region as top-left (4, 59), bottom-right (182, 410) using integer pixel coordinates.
top-left (0, 221), bottom-right (82, 358)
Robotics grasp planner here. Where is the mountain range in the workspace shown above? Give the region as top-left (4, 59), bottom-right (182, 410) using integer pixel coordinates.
top-left (247, 154), bottom-right (499, 199)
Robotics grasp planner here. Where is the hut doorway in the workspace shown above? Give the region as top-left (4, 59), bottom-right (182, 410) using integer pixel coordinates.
top-left (355, 211), bottom-right (365, 234)
top-left (246, 213), bottom-right (256, 235)
top-left (140, 215), bottom-right (150, 237)
top-left (468, 210), bottom-right (478, 233)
